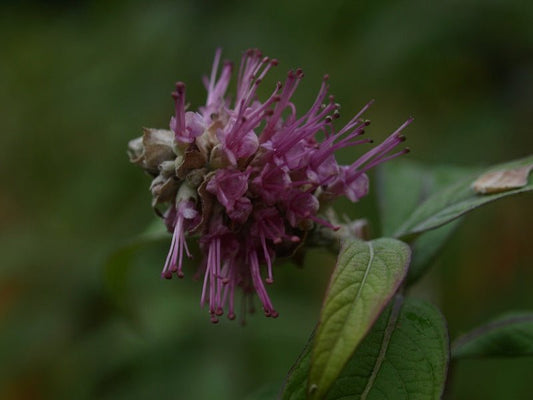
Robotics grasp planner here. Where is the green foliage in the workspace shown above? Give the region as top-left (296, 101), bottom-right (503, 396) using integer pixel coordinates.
top-left (394, 155), bottom-right (533, 239)
top-left (281, 155), bottom-right (532, 398)
top-left (282, 296), bottom-right (449, 399)
top-left (377, 156), bottom-right (533, 284)
top-left (452, 312), bottom-right (533, 359)
top-left (377, 160), bottom-right (470, 237)
top-left (377, 160), bottom-right (472, 284)
top-left (307, 239), bottom-right (411, 399)
top-left (327, 296), bottom-right (448, 399)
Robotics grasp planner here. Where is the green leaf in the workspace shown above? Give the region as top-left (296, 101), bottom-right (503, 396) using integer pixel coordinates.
top-left (394, 155), bottom-right (533, 239)
top-left (377, 159), bottom-right (470, 237)
top-left (377, 160), bottom-right (472, 284)
top-left (452, 312), bottom-right (533, 359)
top-left (281, 297), bottom-right (449, 400)
top-left (307, 238), bottom-right (411, 399)
top-left (326, 296), bottom-right (449, 399)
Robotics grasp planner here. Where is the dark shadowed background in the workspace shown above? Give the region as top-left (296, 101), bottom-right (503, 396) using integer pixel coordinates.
top-left (1, 0), bottom-right (532, 399)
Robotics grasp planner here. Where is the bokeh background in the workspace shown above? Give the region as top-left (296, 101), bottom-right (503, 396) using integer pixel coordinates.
top-left (1, 0), bottom-right (532, 399)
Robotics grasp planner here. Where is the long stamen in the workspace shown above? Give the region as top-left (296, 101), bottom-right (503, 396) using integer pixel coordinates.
top-left (360, 147), bottom-right (411, 174)
top-left (311, 138), bottom-right (373, 170)
top-left (206, 61), bottom-right (233, 110)
top-left (249, 250), bottom-right (277, 317)
top-left (215, 239), bottom-right (223, 316)
top-left (208, 48), bottom-right (222, 95)
top-left (348, 118), bottom-right (413, 172)
top-left (336, 100), bottom-right (374, 137)
top-left (260, 234), bottom-right (274, 284)
top-left (161, 223), bottom-right (178, 279)
top-left (274, 98), bottom-right (338, 153)
top-left (260, 69), bottom-right (304, 143)
top-left (200, 254), bottom-right (210, 308)
top-left (227, 85), bottom-right (281, 145)
top-left (308, 214), bottom-right (340, 231)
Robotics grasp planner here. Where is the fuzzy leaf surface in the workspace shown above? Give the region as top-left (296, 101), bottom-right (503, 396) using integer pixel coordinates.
top-left (307, 238), bottom-right (411, 399)
top-left (326, 296), bottom-right (449, 399)
top-left (282, 297), bottom-right (449, 400)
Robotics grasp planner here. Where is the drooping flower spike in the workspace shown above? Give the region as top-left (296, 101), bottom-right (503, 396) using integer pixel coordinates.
top-left (128, 48), bottom-right (411, 323)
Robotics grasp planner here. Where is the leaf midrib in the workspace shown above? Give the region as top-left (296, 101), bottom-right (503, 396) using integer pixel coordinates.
top-left (311, 241), bottom-right (375, 397)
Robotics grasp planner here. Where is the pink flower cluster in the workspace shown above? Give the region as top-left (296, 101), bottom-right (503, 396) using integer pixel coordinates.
top-left (129, 49), bottom-right (411, 323)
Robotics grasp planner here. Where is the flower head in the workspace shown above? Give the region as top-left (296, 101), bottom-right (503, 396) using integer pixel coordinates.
top-left (128, 48), bottom-right (411, 323)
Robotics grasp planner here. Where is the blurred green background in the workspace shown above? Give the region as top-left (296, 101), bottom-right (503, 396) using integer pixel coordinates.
top-left (1, 0), bottom-right (532, 399)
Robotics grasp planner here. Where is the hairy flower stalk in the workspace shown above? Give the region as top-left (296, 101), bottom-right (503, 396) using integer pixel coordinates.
top-left (128, 48), bottom-right (411, 323)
